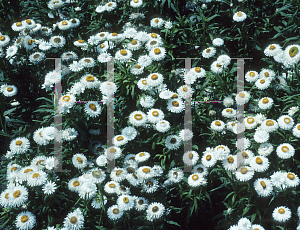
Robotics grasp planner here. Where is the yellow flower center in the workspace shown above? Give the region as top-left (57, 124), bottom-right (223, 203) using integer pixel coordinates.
top-left (120, 50), bottom-right (127, 56)
top-left (16, 22), bottom-right (22, 26)
top-left (151, 74), bottom-right (158, 80)
top-left (216, 63), bottom-right (222, 67)
top-left (287, 173), bottom-right (295, 180)
top-left (142, 80), bottom-right (147, 85)
top-left (36, 160), bottom-right (44, 165)
top-left (131, 40), bottom-right (137, 45)
top-left (108, 3), bottom-right (112, 6)
top-left (62, 21), bottom-right (68, 25)
top-left (13, 190), bottom-right (21, 198)
top-left (135, 64), bottom-right (141, 68)
top-left (240, 167), bottom-right (248, 174)
top-left (24, 169), bottom-right (33, 173)
top-left (183, 86), bottom-right (187, 92)
top-left (112, 33), bottom-right (117, 36)
top-left (78, 40), bottom-right (84, 43)
top-left (86, 75), bottom-right (95, 82)
top-left (260, 79), bottom-right (265, 84)
top-left (150, 41), bottom-right (157, 45)
top-left (0, 36), bottom-right (5, 41)
top-left (206, 49), bottom-right (211, 53)
top-left (226, 109), bottom-right (232, 112)
top-left (11, 167), bottom-right (17, 172)
top-left (281, 146), bottom-right (289, 152)
top-left (172, 101), bottom-right (179, 107)
top-left (155, 19), bottom-right (159, 23)
top-left (123, 197), bottom-right (129, 203)
top-left (249, 72), bottom-right (255, 77)
top-left (21, 215), bottom-right (28, 222)
top-left (100, 44), bottom-right (105, 48)
top-left (247, 118), bottom-right (254, 124)
top-left (16, 140), bottom-right (22, 145)
top-left (70, 216), bottom-right (77, 224)
top-left (139, 152), bottom-right (145, 157)
top-left (215, 121), bottom-right (221, 126)
top-left (109, 183), bottom-right (115, 188)
top-left (73, 181), bottom-right (80, 187)
top-left (260, 181), bottom-right (266, 189)
top-left (228, 156), bottom-right (234, 163)
top-left (239, 92), bottom-right (245, 98)
top-left (152, 111), bottom-right (159, 116)
top-left (63, 95), bottom-right (70, 101)
top-left (242, 151), bottom-right (248, 158)
top-left (116, 136), bottom-right (123, 141)
top-left (192, 174), bottom-right (199, 180)
top-left (134, 0), bottom-right (139, 2)
top-left (72, 19), bottom-right (76, 23)
top-left (7, 87), bottom-right (13, 92)
top-left (53, 1), bottom-right (59, 3)
top-left (134, 114), bottom-right (143, 120)
top-left (237, 12), bottom-right (242, 17)
top-left (189, 153), bottom-right (193, 159)
top-left (113, 208), bottom-right (119, 214)
top-left (84, 58), bottom-right (90, 63)
top-left (195, 67), bottom-right (201, 72)
top-left (256, 157), bottom-right (263, 164)
top-left (172, 94), bottom-right (178, 98)
top-left (100, 33), bottom-right (105, 37)
top-left (266, 120), bottom-right (274, 126)
top-left (154, 48), bottom-right (161, 54)
top-left (151, 33), bottom-right (157, 38)
top-left (116, 170), bottom-right (122, 175)
top-left (262, 98), bottom-right (269, 104)
top-left (32, 173), bottom-right (39, 178)
top-left (33, 54), bottom-right (40, 59)
top-left (5, 193), bottom-right (9, 199)
top-left (142, 168), bottom-right (150, 173)
top-left (206, 155), bottom-right (211, 161)
top-left (269, 45), bottom-right (275, 50)
top-left (28, 39), bottom-right (34, 45)
top-left (42, 27), bottom-right (48, 31)
top-left (284, 118), bottom-right (291, 123)
top-left (152, 206), bottom-right (158, 212)
top-left (54, 38), bottom-right (61, 43)
top-left (289, 46), bottom-right (298, 57)
top-left (297, 125), bottom-right (300, 130)
top-left (88, 103), bottom-right (96, 111)
top-left (77, 157), bottom-right (83, 163)
top-left (278, 208), bottom-right (285, 214)
top-left (231, 123), bottom-right (236, 126)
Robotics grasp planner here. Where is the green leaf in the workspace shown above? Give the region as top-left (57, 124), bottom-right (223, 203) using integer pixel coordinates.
top-left (167, 220), bottom-right (181, 227)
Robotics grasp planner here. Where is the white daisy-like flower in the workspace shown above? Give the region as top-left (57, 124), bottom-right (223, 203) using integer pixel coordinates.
top-left (129, 12), bottom-right (145, 20)
top-left (12, 21), bottom-right (26, 32)
top-left (201, 150), bottom-right (217, 168)
top-left (129, 111), bottom-right (148, 127)
top-left (27, 170), bottom-right (47, 187)
top-left (78, 182), bottom-right (97, 200)
top-left (245, 71), bottom-right (259, 83)
top-left (45, 156), bottom-right (59, 170)
top-left (30, 156), bottom-right (47, 170)
top-left (136, 166), bottom-right (154, 181)
top-left (42, 181), bottom-right (57, 195)
top-left (104, 181), bottom-right (119, 194)
top-left (59, 94), bottom-right (76, 114)
top-left (147, 108), bottom-right (164, 123)
top-left (284, 172), bottom-right (300, 187)
top-left (126, 39), bottom-right (142, 51)
top-left (228, 225), bottom-right (239, 230)
top-left (1, 84), bottom-right (18, 97)
top-left (237, 218), bottom-right (251, 230)
top-left (140, 95), bottom-right (155, 108)
top-left (0, 35), bottom-right (10, 47)
top-left (49, 35), bottom-right (66, 48)
top-left (147, 73), bottom-right (164, 87)
top-left (84, 102), bottom-right (101, 118)
top-left (137, 78), bottom-right (151, 91)
top-left (87, 35), bottom-right (99, 46)
top-left (287, 106), bottom-right (299, 117)
top-left (221, 108), bottom-right (236, 119)
top-left (277, 115), bottom-right (294, 130)
top-left (255, 78), bottom-right (271, 90)
top-left (130, 64), bottom-right (144, 75)
top-left (244, 116), bottom-right (257, 130)
top-left (29, 52), bottom-right (45, 65)
top-left (235, 91), bottom-right (251, 105)
top-left (23, 36), bottom-right (36, 50)
top-left (48, 0), bottom-right (64, 9)
top-left (249, 156), bottom-right (269, 172)
top-left (165, 135), bottom-right (182, 150)
top-left (105, 146), bottom-right (122, 160)
top-left (257, 143), bottom-right (273, 156)
top-left (254, 178), bottom-right (273, 197)
top-left (251, 224), bottom-right (265, 230)
top-left (111, 168), bottom-right (127, 182)
top-left (258, 97), bottom-right (274, 110)
top-left (202, 47), bottom-right (216, 58)
top-left (5, 45), bottom-right (18, 58)
top-left (211, 120), bottom-right (225, 132)
top-left (15, 211), bottom-right (36, 230)
top-left (121, 126), bottom-right (137, 141)
top-left (105, 2), bottom-right (117, 11)
top-left (137, 55), bottom-right (152, 67)
top-left (38, 40), bottom-right (52, 51)
top-left (211, 60), bottom-right (225, 74)
top-left (149, 47), bottom-right (166, 61)
top-left (68, 178), bottom-right (82, 192)
top-left (272, 206), bottom-right (291, 223)
top-left (79, 57), bottom-right (96, 68)
top-left (261, 119), bottom-right (278, 132)
top-left (188, 173), bottom-right (207, 187)
top-left (215, 145), bottom-right (230, 160)
top-left (135, 152), bottom-right (150, 163)
top-left (57, 20), bottom-right (72, 30)
top-left (282, 45), bottom-right (300, 67)
top-left (259, 69), bottom-right (275, 81)
top-left (150, 18), bottom-right (164, 28)
top-left (159, 89), bottom-right (174, 99)
top-left (222, 155), bottom-right (238, 171)
top-left (63, 208), bottom-right (85, 230)
top-left (91, 195), bottom-right (107, 209)
top-left (276, 143), bottom-right (295, 159)
top-left (117, 195), bottom-right (135, 211)
top-left (235, 166), bottom-right (255, 182)
top-left (72, 153), bottom-right (88, 169)
top-left (177, 85), bottom-right (193, 99)
top-left (167, 98), bottom-right (185, 113)
top-left (9, 137), bottom-right (30, 154)
top-left (69, 18), bottom-right (80, 28)
top-left (233, 11), bottom-right (247, 22)
top-left (115, 49), bottom-right (132, 63)
top-left (253, 130), bottom-right (269, 143)
top-left (73, 39), bottom-right (88, 50)
top-left (107, 205), bottom-right (123, 220)
top-left (212, 38), bottom-right (224, 46)
top-left (112, 135), bottom-right (128, 147)
top-left (62, 128), bottom-right (78, 142)
top-left (164, 21), bottom-right (173, 29)
top-left (134, 197), bottom-right (148, 211)
top-left (217, 54), bottom-right (231, 67)
top-left (155, 120), bottom-right (171, 133)
top-left (187, 67), bottom-right (206, 80)
top-left (96, 5), bottom-right (106, 13)
top-left (146, 202), bottom-right (165, 221)
top-left (183, 150), bottom-right (199, 166)
top-left (270, 171), bottom-right (287, 190)
top-left (10, 185), bottom-right (29, 207)
top-left (179, 128), bottom-right (193, 141)
top-left (107, 32), bottom-right (124, 43)
top-left (264, 44), bottom-right (282, 57)
top-left (292, 124), bottom-right (300, 138)
top-left (223, 96), bottom-right (234, 107)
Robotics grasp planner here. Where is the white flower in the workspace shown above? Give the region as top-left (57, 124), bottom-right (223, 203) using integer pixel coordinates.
top-left (258, 143), bottom-right (273, 156)
top-left (188, 173), bottom-right (207, 187)
top-left (146, 202), bottom-right (165, 221)
top-left (117, 195), bottom-right (135, 211)
top-left (222, 155), bottom-right (238, 171)
top-left (277, 115), bottom-right (294, 130)
top-left (261, 119), bottom-right (278, 132)
top-left (235, 166), bottom-right (255, 182)
top-left (179, 128), bottom-right (193, 141)
top-left (6, 45), bottom-right (18, 58)
top-left (183, 151), bottom-right (199, 166)
top-left (9, 137), bottom-right (30, 154)
top-left (253, 130), bottom-right (269, 143)
top-left (165, 135), bottom-right (182, 150)
top-left (150, 18), bottom-right (164, 28)
top-left (201, 150), bottom-right (217, 168)
top-left (282, 45), bottom-right (300, 67)
top-left (72, 153), bottom-right (88, 169)
top-left (164, 21), bottom-right (173, 29)
top-left (105, 2), bottom-right (117, 11)
top-left (254, 178), bottom-right (273, 197)
top-left (45, 156), bottom-right (59, 170)
top-left (255, 78), bottom-right (271, 90)
top-left (264, 44), bottom-right (282, 57)
top-left (259, 69), bottom-right (275, 81)
top-left (258, 97), bottom-right (274, 110)
top-left (96, 5), bottom-right (106, 13)
top-left (84, 102), bottom-right (101, 118)
top-left (284, 172), bottom-right (300, 187)
top-left (223, 96), bottom-right (234, 107)
top-left (272, 206), bottom-right (291, 223)
top-left (276, 143), bottom-right (295, 159)
top-left (129, 111), bottom-right (148, 127)
top-left (78, 182), bottom-right (97, 200)
top-left (221, 108), bottom-right (236, 119)
top-left (211, 61), bottom-right (225, 74)
top-left (293, 124), bottom-right (300, 138)
top-left (212, 38), bottom-right (224, 46)
top-left (147, 108), bottom-right (164, 123)
top-left (79, 57), bottom-right (96, 68)
top-left (217, 54), bottom-right (231, 67)
top-left (15, 211), bottom-right (36, 230)
top-left (237, 218), bottom-right (251, 230)
top-left (62, 128), bottom-right (78, 141)
top-left (233, 11), bottom-right (247, 22)
top-left (1, 84), bottom-right (18, 97)
top-left (58, 20), bottom-right (72, 30)
top-left (91, 195), bottom-right (107, 209)
top-left (235, 91), bottom-right (251, 105)
top-left (245, 71), bottom-right (259, 83)
top-left (115, 49), bottom-right (132, 63)
top-left (249, 156), bottom-right (269, 172)
top-left (29, 52), bottom-right (45, 65)
top-left (107, 205), bottom-right (123, 220)
top-left (140, 95), bottom-right (155, 108)
top-left (27, 170), bottom-right (47, 187)
top-left (113, 135), bottom-right (128, 147)
top-left (202, 47), bottom-right (216, 58)
top-left (42, 181), bottom-right (57, 195)
top-left (136, 166), bottom-right (154, 180)
top-left (137, 55), bottom-right (152, 67)
top-left (167, 98), bottom-right (185, 113)
top-left (287, 106), bottom-right (299, 116)
top-left (211, 120), bottom-right (225, 132)
top-left (63, 208), bottom-right (85, 230)
top-left (270, 171), bottom-right (287, 190)
top-left (121, 126), bottom-right (137, 141)
top-left (155, 120), bottom-right (171, 133)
